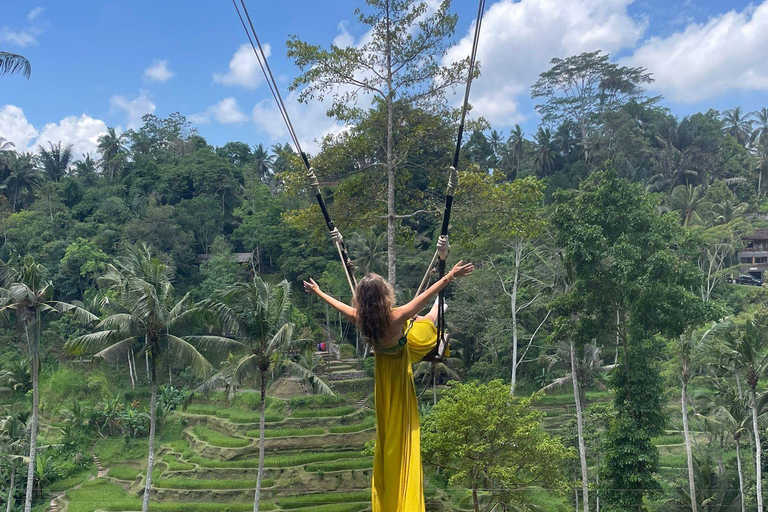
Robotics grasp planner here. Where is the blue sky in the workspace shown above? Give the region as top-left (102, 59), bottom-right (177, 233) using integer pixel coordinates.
top-left (1, 0), bottom-right (767, 157)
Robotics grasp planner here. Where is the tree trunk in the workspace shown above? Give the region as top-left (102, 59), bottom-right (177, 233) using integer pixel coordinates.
top-left (385, 1), bottom-right (396, 286)
top-left (737, 437), bottom-right (746, 512)
top-left (433, 370), bottom-right (437, 406)
top-left (23, 326), bottom-right (38, 512)
top-left (128, 353), bottom-right (135, 390)
top-left (753, 385), bottom-right (764, 512)
top-left (141, 369), bottom-right (157, 512)
top-left (571, 338), bottom-right (589, 512)
top-left (7, 460), bottom-right (16, 512)
top-left (510, 239), bottom-right (522, 395)
top-left (472, 486), bottom-right (480, 512)
top-left (253, 372), bottom-right (267, 512)
top-left (681, 377), bottom-right (697, 512)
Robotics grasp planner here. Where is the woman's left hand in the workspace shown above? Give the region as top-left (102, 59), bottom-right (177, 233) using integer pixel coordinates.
top-left (303, 278), bottom-right (321, 296)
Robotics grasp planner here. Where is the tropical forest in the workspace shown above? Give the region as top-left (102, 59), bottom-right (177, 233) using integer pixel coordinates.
top-left (2, 1), bottom-right (768, 511)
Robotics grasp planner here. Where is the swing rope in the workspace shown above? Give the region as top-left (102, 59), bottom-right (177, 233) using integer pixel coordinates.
top-left (231, 0), bottom-right (486, 351)
top-left (232, 0), bottom-right (357, 293)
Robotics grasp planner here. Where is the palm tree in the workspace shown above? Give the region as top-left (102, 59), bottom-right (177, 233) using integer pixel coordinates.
top-left (198, 275), bottom-right (331, 512)
top-left (533, 127), bottom-right (556, 177)
top-left (668, 184), bottom-right (711, 227)
top-left (722, 320), bottom-right (768, 512)
top-left (73, 154), bottom-right (99, 184)
top-left (709, 199), bottom-right (749, 226)
top-left (506, 125), bottom-right (525, 180)
top-left (97, 127), bottom-right (128, 180)
top-left (0, 52), bottom-right (31, 78)
top-left (0, 358), bottom-right (32, 394)
top-left (0, 413), bottom-right (28, 512)
top-left (66, 244), bottom-right (231, 512)
top-left (252, 143), bottom-right (275, 181)
top-left (722, 107), bottom-right (754, 147)
top-left (37, 142), bottom-right (74, 182)
top-left (750, 108), bottom-right (768, 147)
top-left (676, 323), bottom-right (728, 512)
top-left (751, 144), bottom-right (768, 198)
top-left (3, 152), bottom-right (42, 212)
top-left (709, 381), bottom-right (754, 512)
top-left (348, 230), bottom-right (387, 276)
top-left (647, 125), bottom-right (700, 192)
top-left (413, 358), bottom-right (459, 405)
top-left (0, 255), bottom-right (97, 512)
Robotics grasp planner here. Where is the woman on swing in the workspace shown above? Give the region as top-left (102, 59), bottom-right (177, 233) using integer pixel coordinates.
top-left (303, 259), bottom-right (474, 512)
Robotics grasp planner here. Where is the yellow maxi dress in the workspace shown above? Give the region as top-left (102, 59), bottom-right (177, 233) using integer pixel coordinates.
top-left (372, 318), bottom-right (438, 512)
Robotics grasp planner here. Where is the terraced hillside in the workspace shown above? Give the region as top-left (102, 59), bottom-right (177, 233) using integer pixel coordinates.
top-left (56, 355), bottom-right (378, 512)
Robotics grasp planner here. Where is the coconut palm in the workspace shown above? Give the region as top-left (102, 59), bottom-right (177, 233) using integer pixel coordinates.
top-left (0, 358), bottom-right (32, 395)
top-left (37, 142), bottom-right (73, 182)
top-left (348, 230), bottom-right (387, 276)
top-left (533, 127), bottom-right (556, 177)
top-left (73, 154), bottom-right (99, 184)
top-left (709, 199), bottom-right (749, 226)
top-left (66, 243), bottom-right (232, 512)
top-left (721, 320), bottom-right (768, 512)
top-left (505, 125), bottom-right (525, 180)
top-left (676, 323), bottom-right (728, 512)
top-left (198, 275), bottom-right (331, 512)
top-left (708, 381), bottom-right (755, 512)
top-left (0, 255), bottom-right (97, 512)
top-left (3, 152), bottom-right (42, 212)
top-left (97, 127), bottom-right (128, 180)
top-left (0, 52), bottom-right (30, 78)
top-left (252, 143), bottom-right (275, 181)
top-left (668, 184), bottom-right (711, 227)
top-left (413, 358), bottom-right (460, 405)
top-left (751, 108), bottom-right (768, 148)
top-left (722, 107), bottom-right (754, 147)
top-left (0, 413), bottom-right (28, 512)
top-left (751, 145), bottom-right (768, 198)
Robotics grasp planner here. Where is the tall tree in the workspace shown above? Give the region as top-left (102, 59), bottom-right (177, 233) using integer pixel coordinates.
top-left (287, 0), bottom-right (471, 285)
top-left (721, 107), bottom-right (754, 147)
top-left (722, 320), bottom-right (768, 512)
top-left (2, 153), bottom-right (42, 212)
top-left (66, 244), bottom-right (231, 512)
top-left (533, 127), bottom-right (556, 177)
top-left (97, 127), bottom-right (128, 180)
top-left (552, 169), bottom-right (708, 511)
top-left (0, 52), bottom-right (31, 78)
top-left (0, 256), bottom-right (97, 512)
top-left (198, 276), bottom-right (332, 512)
top-left (37, 142), bottom-right (74, 182)
top-left (531, 50), bottom-right (654, 163)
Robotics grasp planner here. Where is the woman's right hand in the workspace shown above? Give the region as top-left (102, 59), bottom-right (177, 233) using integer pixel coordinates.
top-left (303, 278), bottom-right (321, 296)
top-left (450, 260), bottom-right (475, 278)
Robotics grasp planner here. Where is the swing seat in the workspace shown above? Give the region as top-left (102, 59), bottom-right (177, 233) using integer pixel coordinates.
top-left (421, 332), bottom-right (449, 363)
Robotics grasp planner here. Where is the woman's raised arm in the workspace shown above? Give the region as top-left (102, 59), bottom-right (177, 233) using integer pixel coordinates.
top-left (393, 260), bottom-right (474, 322)
top-left (303, 278), bottom-right (357, 322)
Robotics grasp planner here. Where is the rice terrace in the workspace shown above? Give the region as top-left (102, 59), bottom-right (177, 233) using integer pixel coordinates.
top-left (3, 0), bottom-right (768, 511)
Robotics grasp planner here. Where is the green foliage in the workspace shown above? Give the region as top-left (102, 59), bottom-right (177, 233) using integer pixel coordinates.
top-left (423, 380), bottom-right (572, 511)
top-left (305, 458), bottom-right (373, 472)
top-left (190, 450), bottom-right (366, 468)
top-left (291, 405), bottom-right (355, 418)
top-left (153, 476), bottom-right (275, 489)
top-left (276, 491), bottom-right (369, 508)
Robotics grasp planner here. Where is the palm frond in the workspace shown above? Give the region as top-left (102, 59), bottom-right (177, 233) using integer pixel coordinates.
top-left (281, 360), bottom-right (334, 396)
top-left (96, 313), bottom-right (142, 333)
top-left (231, 354), bottom-right (262, 387)
top-left (0, 52), bottom-right (31, 78)
top-left (65, 330), bottom-right (121, 355)
top-left (184, 335), bottom-right (245, 353)
top-left (93, 337), bottom-right (138, 364)
top-left (47, 301), bottom-right (99, 323)
top-left (165, 334), bottom-right (213, 377)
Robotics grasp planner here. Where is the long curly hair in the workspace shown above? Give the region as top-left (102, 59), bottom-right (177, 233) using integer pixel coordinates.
top-left (353, 273), bottom-right (395, 347)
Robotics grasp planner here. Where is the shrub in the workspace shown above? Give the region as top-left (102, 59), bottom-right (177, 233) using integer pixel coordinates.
top-left (339, 343), bottom-right (356, 359)
top-left (289, 394), bottom-right (346, 409)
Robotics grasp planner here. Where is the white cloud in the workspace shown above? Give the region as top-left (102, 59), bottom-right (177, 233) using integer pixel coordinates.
top-left (252, 92), bottom-right (348, 153)
top-left (27, 7), bottom-right (44, 21)
top-left (110, 94), bottom-right (156, 130)
top-left (0, 105), bottom-right (108, 157)
top-left (214, 44), bottom-right (270, 89)
top-left (190, 97), bottom-right (248, 125)
top-left (0, 105), bottom-right (39, 150)
top-left (444, 0), bottom-right (645, 126)
top-left (0, 27), bottom-right (38, 47)
top-left (36, 115), bottom-right (109, 157)
top-left (144, 60), bottom-right (174, 83)
top-left (333, 21), bottom-right (355, 48)
top-left (624, 2), bottom-right (768, 103)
